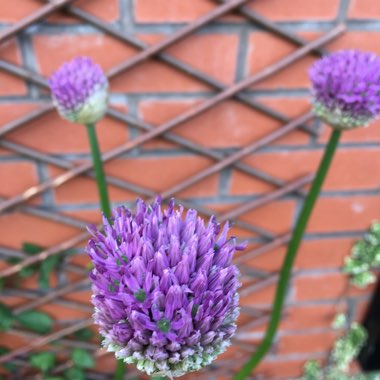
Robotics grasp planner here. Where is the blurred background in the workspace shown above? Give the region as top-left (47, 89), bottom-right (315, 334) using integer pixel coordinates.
top-left (0, 0), bottom-right (379, 378)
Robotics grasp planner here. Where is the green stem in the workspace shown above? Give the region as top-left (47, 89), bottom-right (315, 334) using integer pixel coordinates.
top-left (86, 123), bottom-right (122, 378)
top-left (234, 129), bottom-right (342, 380)
top-left (151, 377), bottom-right (166, 380)
top-left (86, 123), bottom-right (111, 219)
top-left (114, 359), bottom-right (126, 380)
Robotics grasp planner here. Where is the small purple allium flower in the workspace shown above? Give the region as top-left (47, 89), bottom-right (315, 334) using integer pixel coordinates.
top-left (309, 50), bottom-right (380, 129)
top-left (49, 57), bottom-right (108, 124)
top-left (86, 198), bottom-right (245, 378)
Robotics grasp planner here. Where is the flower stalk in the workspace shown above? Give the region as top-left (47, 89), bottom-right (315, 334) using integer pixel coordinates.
top-left (235, 129), bottom-right (342, 380)
top-left (85, 123), bottom-right (111, 220)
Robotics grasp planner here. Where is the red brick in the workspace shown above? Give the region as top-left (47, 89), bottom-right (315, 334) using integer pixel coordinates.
top-left (294, 273), bottom-right (347, 301)
top-left (0, 162), bottom-right (38, 198)
top-left (307, 195), bottom-right (380, 233)
top-left (48, 166), bottom-right (136, 205)
top-left (248, 31), bottom-right (380, 90)
top-left (33, 34), bottom-right (135, 75)
top-left (165, 33), bottom-right (239, 84)
top-left (105, 155), bottom-right (219, 199)
top-left (140, 99), bottom-right (282, 149)
top-left (240, 281), bottom-right (277, 307)
top-left (327, 31), bottom-right (380, 55)
top-left (354, 299), bottom-right (370, 322)
top-left (34, 34), bottom-right (210, 93)
top-left (247, 246), bottom-right (286, 272)
top-left (138, 32), bottom-right (239, 85)
top-left (295, 238), bottom-right (355, 270)
top-left (0, 103), bottom-right (38, 127)
top-left (63, 209), bottom-right (101, 224)
top-left (8, 108), bottom-right (129, 154)
top-left (278, 330), bottom-right (337, 354)
top-left (94, 353), bottom-right (118, 373)
top-left (0, 0), bottom-right (40, 22)
top-left (281, 303), bottom-right (345, 331)
top-left (132, 32), bottom-right (240, 91)
top-left (234, 148), bottom-right (380, 193)
top-left (249, 0), bottom-right (340, 21)
top-left (64, 288), bottom-right (92, 305)
top-left (0, 39), bottom-right (26, 95)
top-left (134, 0), bottom-right (215, 23)
top-left (49, 0), bottom-right (120, 23)
top-left (230, 171), bottom-right (275, 197)
top-left (247, 32), bottom-right (319, 89)
top-left (204, 203), bottom-right (261, 239)
top-left (261, 98), bottom-right (312, 146)
top-left (348, 280), bottom-right (376, 297)
top-left (239, 199), bottom-right (296, 235)
top-left (0, 212), bottom-right (80, 250)
top-left (246, 236), bottom-right (353, 274)
top-left (348, 0), bottom-right (380, 19)
top-left (0, 332), bottom-right (28, 351)
top-left (39, 301), bottom-right (90, 321)
top-left (255, 357), bottom-right (308, 379)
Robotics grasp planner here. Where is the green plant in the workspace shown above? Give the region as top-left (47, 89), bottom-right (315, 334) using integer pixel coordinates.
top-left (3, 242), bottom-right (75, 290)
top-left (343, 221), bottom-right (380, 288)
top-left (301, 221), bottom-right (380, 380)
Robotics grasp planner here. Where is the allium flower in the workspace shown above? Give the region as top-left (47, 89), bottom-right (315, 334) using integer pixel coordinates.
top-left (49, 57), bottom-right (108, 124)
top-left (86, 198), bottom-right (245, 378)
top-left (309, 50), bottom-right (380, 129)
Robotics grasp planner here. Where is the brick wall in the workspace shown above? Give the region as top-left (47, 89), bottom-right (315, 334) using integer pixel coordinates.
top-left (0, 0), bottom-right (379, 379)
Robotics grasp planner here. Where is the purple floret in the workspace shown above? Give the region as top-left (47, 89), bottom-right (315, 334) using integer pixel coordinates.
top-left (49, 57), bottom-right (108, 124)
top-left (86, 198), bottom-right (245, 377)
top-left (309, 50), bottom-right (380, 129)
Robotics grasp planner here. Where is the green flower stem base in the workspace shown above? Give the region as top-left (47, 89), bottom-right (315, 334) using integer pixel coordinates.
top-left (86, 124), bottom-right (123, 378)
top-left (151, 377), bottom-right (166, 380)
top-left (235, 129), bottom-right (342, 380)
top-left (86, 123), bottom-right (111, 219)
top-left (114, 359), bottom-right (126, 380)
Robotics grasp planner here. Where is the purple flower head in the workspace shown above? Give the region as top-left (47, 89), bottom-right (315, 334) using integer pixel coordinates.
top-left (49, 57), bottom-right (108, 124)
top-left (309, 50), bottom-right (380, 129)
top-left (86, 198), bottom-right (245, 377)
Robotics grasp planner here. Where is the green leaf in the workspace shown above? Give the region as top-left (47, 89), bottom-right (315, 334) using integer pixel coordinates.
top-left (70, 348), bottom-right (94, 369)
top-left (64, 367), bottom-right (86, 380)
top-left (22, 242), bottom-right (44, 255)
top-left (0, 346), bottom-right (16, 372)
top-left (19, 266), bottom-right (37, 279)
top-left (39, 255), bottom-right (60, 289)
top-left (15, 310), bottom-right (53, 334)
top-left (30, 351), bottom-right (56, 373)
top-left (303, 360), bottom-right (322, 380)
top-left (74, 328), bottom-right (94, 341)
top-left (0, 303), bottom-right (13, 331)
top-left (332, 322), bottom-right (367, 372)
top-left (332, 313), bottom-right (347, 330)
top-left (44, 377), bottom-right (65, 380)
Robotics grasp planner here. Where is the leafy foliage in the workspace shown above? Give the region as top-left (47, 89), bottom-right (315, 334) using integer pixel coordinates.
top-left (332, 323), bottom-right (367, 372)
top-left (30, 352), bottom-right (56, 373)
top-left (73, 328), bottom-right (94, 341)
top-left (64, 367), bottom-right (86, 380)
top-left (0, 346), bottom-right (16, 372)
top-left (343, 221), bottom-right (380, 288)
top-left (3, 242), bottom-right (75, 290)
top-left (301, 221), bottom-right (380, 380)
top-left (0, 303), bottom-right (13, 331)
top-left (302, 322), bottom-right (369, 380)
top-left (71, 348), bottom-right (95, 369)
top-left (15, 310), bottom-right (53, 334)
